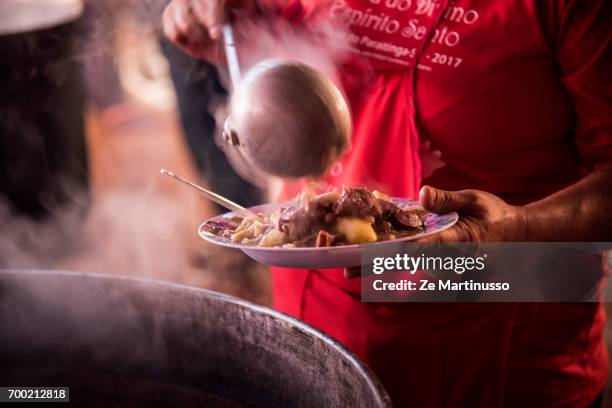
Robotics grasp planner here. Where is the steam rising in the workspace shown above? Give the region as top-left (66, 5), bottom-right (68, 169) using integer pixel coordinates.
top-left (0, 182), bottom-right (269, 304)
top-left (0, 0), bottom-right (355, 305)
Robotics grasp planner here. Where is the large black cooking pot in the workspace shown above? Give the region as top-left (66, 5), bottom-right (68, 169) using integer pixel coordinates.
top-left (0, 1), bottom-right (88, 218)
top-left (0, 270), bottom-right (391, 407)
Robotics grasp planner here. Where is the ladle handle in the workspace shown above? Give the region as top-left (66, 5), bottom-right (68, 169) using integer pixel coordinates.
top-left (223, 24), bottom-right (241, 89)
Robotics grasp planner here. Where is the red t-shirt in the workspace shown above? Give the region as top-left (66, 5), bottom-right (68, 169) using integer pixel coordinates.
top-left (258, 0), bottom-right (611, 406)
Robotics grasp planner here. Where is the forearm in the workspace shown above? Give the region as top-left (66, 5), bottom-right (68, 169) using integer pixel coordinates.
top-left (523, 162), bottom-right (612, 241)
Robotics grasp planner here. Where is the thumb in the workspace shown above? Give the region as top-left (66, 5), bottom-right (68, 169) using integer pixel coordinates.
top-left (419, 186), bottom-right (477, 214)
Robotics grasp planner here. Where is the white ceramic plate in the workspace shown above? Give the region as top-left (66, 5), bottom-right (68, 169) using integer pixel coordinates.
top-left (199, 198), bottom-right (458, 269)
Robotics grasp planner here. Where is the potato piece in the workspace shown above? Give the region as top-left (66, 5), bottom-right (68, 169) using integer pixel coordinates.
top-left (230, 218), bottom-right (253, 241)
top-left (259, 229), bottom-right (288, 247)
top-left (231, 227), bottom-right (252, 243)
top-left (250, 220), bottom-right (267, 236)
top-left (236, 217), bottom-right (254, 230)
top-left (335, 217), bottom-right (377, 244)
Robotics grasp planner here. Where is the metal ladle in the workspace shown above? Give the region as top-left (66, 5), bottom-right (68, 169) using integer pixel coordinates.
top-left (160, 169), bottom-right (263, 220)
top-left (221, 24), bottom-right (352, 179)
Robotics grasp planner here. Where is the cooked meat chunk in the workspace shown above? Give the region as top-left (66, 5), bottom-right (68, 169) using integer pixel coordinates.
top-left (309, 191), bottom-right (340, 207)
top-left (375, 220), bottom-right (392, 233)
top-left (219, 186), bottom-right (427, 247)
top-left (377, 197), bottom-right (400, 217)
top-left (376, 197), bottom-right (424, 230)
top-left (392, 210), bottom-right (424, 229)
top-left (278, 194), bottom-right (336, 242)
top-left (324, 212), bottom-right (336, 224)
top-left (315, 230), bottom-right (336, 247)
top-left (278, 205), bottom-right (318, 242)
top-left (333, 186), bottom-right (382, 218)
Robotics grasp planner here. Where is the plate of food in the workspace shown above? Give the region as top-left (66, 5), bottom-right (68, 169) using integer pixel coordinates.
top-left (199, 186), bottom-right (458, 269)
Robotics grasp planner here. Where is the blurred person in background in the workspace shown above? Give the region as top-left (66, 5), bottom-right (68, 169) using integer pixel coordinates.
top-left (0, 0), bottom-right (88, 221)
top-left (163, 0), bottom-right (612, 406)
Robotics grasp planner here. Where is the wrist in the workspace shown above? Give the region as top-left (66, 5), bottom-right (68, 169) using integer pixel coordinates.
top-left (512, 205), bottom-right (531, 242)
top-left (503, 206), bottom-right (532, 242)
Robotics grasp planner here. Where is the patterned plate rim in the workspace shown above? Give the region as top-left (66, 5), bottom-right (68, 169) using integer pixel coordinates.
top-left (198, 198), bottom-right (458, 252)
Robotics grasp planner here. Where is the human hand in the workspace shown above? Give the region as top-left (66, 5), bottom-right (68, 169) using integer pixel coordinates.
top-left (416, 186), bottom-right (527, 243)
top-left (162, 0), bottom-right (249, 61)
top-left (343, 186), bottom-right (528, 278)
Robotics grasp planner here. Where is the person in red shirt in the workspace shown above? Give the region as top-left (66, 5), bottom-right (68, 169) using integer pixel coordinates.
top-left (163, 0), bottom-right (612, 406)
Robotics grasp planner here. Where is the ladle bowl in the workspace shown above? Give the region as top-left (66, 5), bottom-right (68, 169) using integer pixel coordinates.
top-left (226, 59), bottom-right (352, 178)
